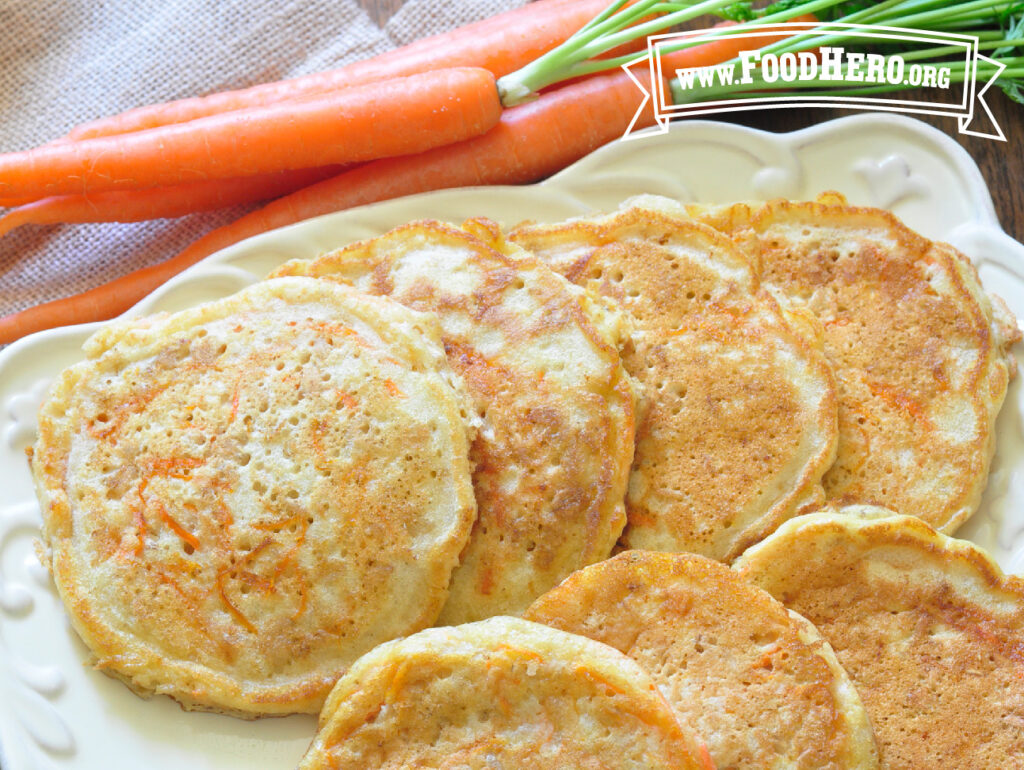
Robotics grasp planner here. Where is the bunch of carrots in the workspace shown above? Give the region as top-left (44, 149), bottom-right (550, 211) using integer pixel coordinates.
top-left (5, 0), bottom-right (1016, 343)
top-left (0, 0), bottom-right (812, 343)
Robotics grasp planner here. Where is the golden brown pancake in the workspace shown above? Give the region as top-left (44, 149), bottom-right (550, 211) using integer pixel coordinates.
top-left (297, 616), bottom-right (714, 770)
top-left (31, 277), bottom-right (478, 717)
top-left (507, 201), bottom-right (838, 561)
top-left (688, 195), bottom-right (1020, 532)
top-left (735, 506), bottom-right (1024, 768)
top-left (525, 550), bottom-right (880, 769)
top-left (271, 220), bottom-right (636, 623)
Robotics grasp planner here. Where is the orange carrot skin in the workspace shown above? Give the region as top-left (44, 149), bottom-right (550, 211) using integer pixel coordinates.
top-left (0, 166), bottom-right (344, 235)
top-left (147, 69), bottom-right (663, 270)
top-left (0, 67), bottom-right (501, 202)
top-left (0, 69), bottom-right (659, 346)
top-left (0, 21), bottom-right (822, 345)
top-left (65, 0), bottom-right (611, 141)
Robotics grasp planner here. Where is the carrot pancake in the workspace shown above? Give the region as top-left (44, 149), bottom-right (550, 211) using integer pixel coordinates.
top-left (526, 551), bottom-right (879, 769)
top-left (272, 220), bottom-right (636, 623)
top-left (688, 195), bottom-right (1020, 532)
top-left (508, 200), bottom-right (837, 561)
top-left (297, 616), bottom-right (712, 770)
top-left (31, 277), bottom-right (478, 717)
top-left (735, 506), bottom-right (1024, 768)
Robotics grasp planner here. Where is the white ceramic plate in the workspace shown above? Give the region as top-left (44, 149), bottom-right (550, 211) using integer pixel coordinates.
top-left (2, 113), bottom-right (1023, 770)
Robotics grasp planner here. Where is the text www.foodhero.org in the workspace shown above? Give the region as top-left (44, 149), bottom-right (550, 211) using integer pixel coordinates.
top-left (676, 46), bottom-right (954, 91)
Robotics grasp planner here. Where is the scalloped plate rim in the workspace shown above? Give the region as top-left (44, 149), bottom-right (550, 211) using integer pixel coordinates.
top-left (0, 112), bottom-right (1006, 365)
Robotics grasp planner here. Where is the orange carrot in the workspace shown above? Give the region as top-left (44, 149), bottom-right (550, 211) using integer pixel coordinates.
top-left (0, 22), bottom-right (818, 344)
top-left (0, 67), bottom-right (502, 201)
top-left (0, 166), bottom-right (344, 236)
top-left (0, 68), bottom-right (660, 345)
top-left (64, 0), bottom-right (612, 141)
top-left (0, 195), bottom-right (35, 207)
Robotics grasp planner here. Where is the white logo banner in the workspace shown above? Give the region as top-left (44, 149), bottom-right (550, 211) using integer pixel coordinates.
top-left (624, 23), bottom-right (1007, 141)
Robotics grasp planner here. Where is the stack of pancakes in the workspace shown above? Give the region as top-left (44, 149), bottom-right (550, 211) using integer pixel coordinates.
top-left (30, 192), bottom-right (1022, 767)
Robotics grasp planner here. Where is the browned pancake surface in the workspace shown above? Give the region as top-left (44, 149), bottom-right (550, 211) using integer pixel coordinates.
top-left (735, 507), bottom-right (1024, 768)
top-left (526, 550), bottom-right (879, 769)
top-left (32, 278), bottom-right (478, 716)
top-left (297, 616), bottom-right (711, 770)
top-left (272, 221), bottom-right (635, 622)
top-left (509, 205), bottom-right (837, 560)
top-left (691, 197), bottom-right (1019, 531)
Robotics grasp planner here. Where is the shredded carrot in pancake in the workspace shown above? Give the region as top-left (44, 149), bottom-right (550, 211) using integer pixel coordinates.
top-left (216, 568), bottom-right (257, 633)
top-left (251, 513), bottom-right (308, 532)
top-left (214, 492), bottom-right (235, 527)
top-left (385, 659), bottom-right (413, 703)
top-left (495, 687), bottom-right (513, 718)
top-left (144, 561), bottom-right (222, 649)
top-left (239, 536), bottom-right (275, 563)
top-left (698, 742), bottom-right (716, 770)
top-left (142, 455), bottom-right (206, 479)
top-left (574, 664), bottom-right (626, 698)
top-left (132, 508), bottom-right (148, 556)
top-left (336, 389), bottom-right (358, 409)
top-left (235, 569), bottom-right (275, 593)
top-left (223, 516), bottom-right (311, 620)
top-left (865, 377), bottom-right (934, 431)
top-left (85, 382), bottom-right (171, 440)
top-left (309, 417), bottom-right (334, 474)
top-left (494, 643), bottom-right (544, 666)
top-left (128, 457), bottom-right (207, 556)
top-left (228, 377), bottom-right (242, 424)
top-left (130, 477), bottom-right (151, 556)
top-left (154, 499), bottom-right (201, 551)
top-left (307, 319), bottom-right (373, 349)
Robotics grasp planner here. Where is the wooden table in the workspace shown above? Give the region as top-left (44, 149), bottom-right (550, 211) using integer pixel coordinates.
top-left (355, 0), bottom-right (1024, 242)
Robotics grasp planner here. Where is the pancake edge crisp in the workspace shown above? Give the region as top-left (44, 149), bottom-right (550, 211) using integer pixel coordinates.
top-left (30, 277), bottom-right (479, 717)
top-left (297, 616), bottom-right (714, 769)
top-left (506, 199), bottom-right (839, 561)
top-left (525, 550), bottom-right (880, 769)
top-left (685, 194), bottom-right (1020, 533)
top-left (734, 505), bottom-right (1024, 768)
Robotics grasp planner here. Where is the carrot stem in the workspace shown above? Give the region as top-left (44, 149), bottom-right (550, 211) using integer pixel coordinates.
top-left (495, 0), bottom-right (854, 104)
top-left (498, 0), bottom-right (736, 103)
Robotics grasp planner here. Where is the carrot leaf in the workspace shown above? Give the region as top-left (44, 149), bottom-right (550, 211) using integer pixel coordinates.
top-left (498, 0), bottom-right (1024, 108)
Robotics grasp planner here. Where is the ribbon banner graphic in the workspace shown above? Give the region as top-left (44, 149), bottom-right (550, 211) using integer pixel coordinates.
top-left (623, 23), bottom-right (1007, 141)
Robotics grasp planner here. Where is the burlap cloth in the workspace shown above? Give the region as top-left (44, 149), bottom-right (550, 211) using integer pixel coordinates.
top-left (0, 0), bottom-right (526, 319)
